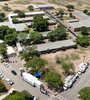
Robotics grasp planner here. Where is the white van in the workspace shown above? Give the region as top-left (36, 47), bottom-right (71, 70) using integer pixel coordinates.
top-left (77, 62), bottom-right (88, 75)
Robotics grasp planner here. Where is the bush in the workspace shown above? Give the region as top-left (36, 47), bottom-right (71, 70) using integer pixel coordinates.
top-left (18, 11), bottom-right (25, 18)
top-left (28, 5), bottom-right (34, 11)
top-left (14, 9), bottom-right (21, 13)
top-left (62, 62), bottom-right (73, 75)
top-left (76, 36), bottom-right (89, 47)
top-left (12, 18), bottom-right (19, 24)
top-left (44, 71), bottom-right (62, 90)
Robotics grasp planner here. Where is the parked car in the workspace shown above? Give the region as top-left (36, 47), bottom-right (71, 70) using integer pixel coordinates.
top-left (6, 78), bottom-right (14, 85)
top-left (11, 70), bottom-right (17, 75)
top-left (0, 73), bottom-right (4, 78)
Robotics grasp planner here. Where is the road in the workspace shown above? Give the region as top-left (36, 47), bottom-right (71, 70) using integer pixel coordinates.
top-left (0, 57), bottom-right (49, 100)
top-left (60, 62), bottom-right (90, 100)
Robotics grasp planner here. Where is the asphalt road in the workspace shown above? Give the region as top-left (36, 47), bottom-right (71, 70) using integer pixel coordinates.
top-left (0, 57), bottom-right (49, 100)
top-left (60, 62), bottom-right (90, 100)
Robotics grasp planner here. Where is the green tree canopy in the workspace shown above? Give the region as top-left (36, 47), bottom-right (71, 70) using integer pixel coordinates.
top-left (30, 31), bottom-right (43, 44)
top-left (0, 12), bottom-right (5, 18)
top-left (66, 4), bottom-right (74, 11)
top-left (33, 15), bottom-right (48, 32)
top-left (81, 27), bottom-right (89, 35)
top-left (3, 90), bottom-right (33, 100)
top-left (25, 56), bottom-right (46, 73)
top-left (48, 24), bottom-right (67, 41)
top-left (4, 33), bottom-right (17, 45)
top-left (44, 71), bottom-right (62, 89)
top-left (79, 87), bottom-right (90, 100)
top-left (20, 46), bottom-right (39, 61)
top-left (28, 5), bottom-right (34, 11)
top-left (76, 36), bottom-right (89, 47)
top-left (0, 43), bottom-right (6, 56)
top-left (83, 9), bottom-right (88, 14)
top-left (18, 11), bottom-right (25, 18)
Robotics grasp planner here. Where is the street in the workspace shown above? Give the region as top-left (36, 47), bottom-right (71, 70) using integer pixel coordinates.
top-left (60, 62), bottom-right (90, 100)
top-left (0, 56), bottom-right (49, 100)
top-left (1, 56), bottom-right (90, 100)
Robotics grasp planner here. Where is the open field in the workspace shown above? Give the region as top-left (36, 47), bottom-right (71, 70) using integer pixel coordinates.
top-left (41, 46), bottom-right (90, 80)
top-left (0, 0), bottom-right (90, 13)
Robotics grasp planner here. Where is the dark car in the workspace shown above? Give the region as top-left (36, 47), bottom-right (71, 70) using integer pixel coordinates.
top-left (11, 70), bottom-right (17, 75)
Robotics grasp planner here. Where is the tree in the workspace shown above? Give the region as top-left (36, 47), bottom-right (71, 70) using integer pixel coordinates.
top-left (66, 5), bottom-right (74, 11)
top-left (12, 18), bottom-right (19, 23)
top-left (25, 56), bottom-right (46, 73)
top-left (0, 16), bottom-right (4, 22)
top-left (18, 11), bottom-right (25, 18)
top-left (58, 9), bottom-right (64, 19)
top-left (14, 9), bottom-right (21, 13)
top-left (76, 36), bottom-right (89, 47)
top-left (20, 46), bottom-right (39, 61)
top-left (30, 31), bottom-right (43, 44)
top-left (0, 80), bottom-right (7, 93)
top-left (81, 27), bottom-right (89, 35)
top-left (44, 71), bottom-right (62, 89)
top-left (0, 26), bottom-right (9, 39)
top-left (0, 12), bottom-right (5, 18)
top-left (0, 43), bottom-right (6, 56)
top-left (48, 24), bottom-right (67, 41)
top-left (28, 5), bottom-right (34, 11)
top-left (69, 13), bottom-right (73, 17)
top-left (83, 9), bottom-right (88, 14)
top-left (79, 87), bottom-right (90, 100)
top-left (4, 33), bottom-right (17, 45)
top-left (62, 62), bottom-right (73, 75)
top-left (33, 15), bottom-right (48, 32)
top-left (3, 90), bottom-right (33, 100)
top-left (17, 33), bottom-right (29, 45)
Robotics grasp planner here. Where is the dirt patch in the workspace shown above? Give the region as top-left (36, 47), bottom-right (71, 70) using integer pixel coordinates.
top-left (41, 47), bottom-right (90, 80)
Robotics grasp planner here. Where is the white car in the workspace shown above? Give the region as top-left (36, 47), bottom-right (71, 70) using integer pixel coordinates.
top-left (6, 78), bottom-right (14, 85)
top-left (0, 73), bottom-right (4, 78)
top-left (77, 62), bottom-right (88, 75)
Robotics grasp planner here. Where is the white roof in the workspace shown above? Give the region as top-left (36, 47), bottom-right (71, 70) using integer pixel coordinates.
top-left (38, 4), bottom-right (54, 8)
top-left (22, 72), bottom-right (42, 86)
top-left (7, 46), bottom-right (15, 55)
top-left (9, 11), bottom-right (45, 17)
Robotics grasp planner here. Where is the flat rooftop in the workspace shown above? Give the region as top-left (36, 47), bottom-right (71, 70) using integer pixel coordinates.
top-left (34, 40), bottom-right (76, 52)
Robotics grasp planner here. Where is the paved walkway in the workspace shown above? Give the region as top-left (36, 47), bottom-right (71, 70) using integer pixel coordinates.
top-left (49, 95), bottom-right (67, 100)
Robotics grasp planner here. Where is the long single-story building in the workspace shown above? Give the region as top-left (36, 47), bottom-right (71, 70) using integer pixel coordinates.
top-left (25, 40), bottom-right (76, 53)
